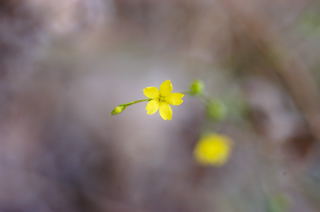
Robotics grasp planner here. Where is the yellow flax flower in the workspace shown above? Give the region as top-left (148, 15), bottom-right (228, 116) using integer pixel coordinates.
top-left (143, 80), bottom-right (184, 120)
top-left (194, 133), bottom-right (232, 166)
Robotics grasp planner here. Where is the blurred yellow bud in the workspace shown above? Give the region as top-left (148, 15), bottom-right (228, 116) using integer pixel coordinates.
top-left (111, 105), bottom-right (126, 115)
top-left (189, 80), bottom-right (204, 96)
top-left (194, 133), bottom-right (232, 166)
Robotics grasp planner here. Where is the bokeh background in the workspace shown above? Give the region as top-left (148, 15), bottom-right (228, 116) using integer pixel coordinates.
top-left (1, 0), bottom-right (320, 211)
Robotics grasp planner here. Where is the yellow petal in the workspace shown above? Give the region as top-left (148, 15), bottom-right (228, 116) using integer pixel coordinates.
top-left (146, 100), bottom-right (159, 115)
top-left (193, 134), bottom-right (232, 166)
top-left (143, 87), bottom-right (159, 99)
top-left (160, 80), bottom-right (173, 96)
top-left (159, 103), bottom-right (172, 120)
top-left (166, 93), bottom-right (184, 106)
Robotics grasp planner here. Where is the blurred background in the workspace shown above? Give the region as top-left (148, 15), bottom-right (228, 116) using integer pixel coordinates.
top-left (1, 0), bottom-right (320, 211)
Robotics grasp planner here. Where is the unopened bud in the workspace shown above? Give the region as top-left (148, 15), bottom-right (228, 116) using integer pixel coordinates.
top-left (189, 80), bottom-right (204, 96)
top-left (207, 100), bottom-right (227, 121)
top-left (111, 105), bottom-right (126, 115)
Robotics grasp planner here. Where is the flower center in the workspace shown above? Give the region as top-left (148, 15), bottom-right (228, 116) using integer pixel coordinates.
top-left (158, 95), bottom-right (166, 102)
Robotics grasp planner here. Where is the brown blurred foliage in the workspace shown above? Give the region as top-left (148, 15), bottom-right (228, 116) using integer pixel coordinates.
top-left (1, 0), bottom-right (320, 211)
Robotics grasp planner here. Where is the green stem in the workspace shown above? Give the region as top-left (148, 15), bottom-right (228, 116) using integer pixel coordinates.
top-left (121, 98), bottom-right (151, 107)
top-left (198, 93), bottom-right (211, 103)
top-left (184, 90), bottom-right (210, 104)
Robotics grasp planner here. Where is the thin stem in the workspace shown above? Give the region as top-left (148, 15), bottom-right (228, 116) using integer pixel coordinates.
top-left (198, 93), bottom-right (211, 103)
top-left (121, 98), bottom-right (151, 107)
top-left (182, 90), bottom-right (191, 95)
top-left (184, 90), bottom-right (211, 104)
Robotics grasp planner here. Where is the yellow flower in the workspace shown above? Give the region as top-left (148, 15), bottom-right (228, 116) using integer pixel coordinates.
top-left (143, 80), bottom-right (184, 120)
top-left (194, 133), bottom-right (232, 166)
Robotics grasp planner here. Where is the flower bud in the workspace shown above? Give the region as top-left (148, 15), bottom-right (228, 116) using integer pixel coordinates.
top-left (206, 100), bottom-right (227, 121)
top-left (111, 105), bottom-right (126, 115)
top-left (189, 80), bottom-right (204, 96)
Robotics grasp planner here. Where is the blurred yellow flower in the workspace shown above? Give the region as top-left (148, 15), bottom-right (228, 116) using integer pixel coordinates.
top-left (194, 133), bottom-right (232, 166)
top-left (143, 80), bottom-right (184, 120)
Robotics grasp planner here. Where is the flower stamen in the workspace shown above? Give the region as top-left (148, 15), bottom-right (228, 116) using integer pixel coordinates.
top-left (158, 95), bottom-right (166, 102)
